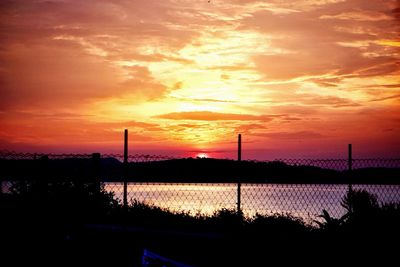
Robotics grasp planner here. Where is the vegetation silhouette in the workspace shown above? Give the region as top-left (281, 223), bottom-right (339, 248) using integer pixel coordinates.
top-left (1, 178), bottom-right (399, 266)
top-left (1, 155), bottom-right (399, 266)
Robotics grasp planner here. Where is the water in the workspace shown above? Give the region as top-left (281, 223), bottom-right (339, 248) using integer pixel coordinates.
top-left (105, 183), bottom-right (400, 222)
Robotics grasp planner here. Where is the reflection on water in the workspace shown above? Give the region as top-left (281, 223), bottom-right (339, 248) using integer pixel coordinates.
top-left (105, 183), bottom-right (400, 221)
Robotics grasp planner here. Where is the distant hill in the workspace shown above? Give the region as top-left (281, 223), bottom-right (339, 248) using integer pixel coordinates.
top-left (0, 157), bottom-right (399, 184)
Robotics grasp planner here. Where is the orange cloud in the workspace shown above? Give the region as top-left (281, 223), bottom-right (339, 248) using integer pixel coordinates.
top-left (256, 131), bottom-right (325, 140)
top-left (0, 0), bottom-right (399, 158)
top-left (156, 111), bottom-right (276, 121)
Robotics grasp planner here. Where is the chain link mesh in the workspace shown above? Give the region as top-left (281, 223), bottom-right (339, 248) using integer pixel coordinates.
top-left (1, 151), bottom-right (399, 168)
top-left (103, 182), bottom-right (400, 222)
top-left (1, 151), bottom-right (399, 222)
top-left (0, 151), bottom-right (93, 160)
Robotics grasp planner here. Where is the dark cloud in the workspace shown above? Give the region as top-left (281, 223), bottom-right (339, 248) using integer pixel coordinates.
top-left (297, 94), bottom-right (361, 107)
top-left (370, 94), bottom-right (400, 102)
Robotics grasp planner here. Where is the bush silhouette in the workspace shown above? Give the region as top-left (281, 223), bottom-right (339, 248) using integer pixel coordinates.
top-left (341, 188), bottom-right (379, 214)
top-left (5, 180), bottom-right (118, 224)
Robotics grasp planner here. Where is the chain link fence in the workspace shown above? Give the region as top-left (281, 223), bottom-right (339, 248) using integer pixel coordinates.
top-left (250, 158), bottom-right (400, 170)
top-left (1, 151), bottom-right (399, 168)
top-left (103, 182), bottom-right (400, 222)
top-left (0, 151), bottom-right (173, 162)
top-left (1, 151), bottom-right (399, 222)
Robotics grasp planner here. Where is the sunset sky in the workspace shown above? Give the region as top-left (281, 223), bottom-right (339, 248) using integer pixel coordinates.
top-left (0, 0), bottom-right (399, 159)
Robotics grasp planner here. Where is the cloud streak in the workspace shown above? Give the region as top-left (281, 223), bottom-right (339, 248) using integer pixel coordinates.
top-left (0, 0), bottom-right (399, 157)
top-left (156, 111), bottom-right (275, 121)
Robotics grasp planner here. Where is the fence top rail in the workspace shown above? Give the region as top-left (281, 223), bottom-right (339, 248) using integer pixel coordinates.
top-left (0, 151), bottom-right (399, 168)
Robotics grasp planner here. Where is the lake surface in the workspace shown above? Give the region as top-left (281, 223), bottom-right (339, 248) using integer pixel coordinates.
top-left (105, 183), bottom-right (400, 222)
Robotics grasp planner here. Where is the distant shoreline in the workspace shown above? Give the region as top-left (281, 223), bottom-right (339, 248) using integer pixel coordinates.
top-left (1, 157), bottom-right (399, 184)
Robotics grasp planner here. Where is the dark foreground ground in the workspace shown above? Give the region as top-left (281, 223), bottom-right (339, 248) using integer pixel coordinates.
top-left (2, 185), bottom-right (399, 267)
top-left (3, 216), bottom-right (399, 267)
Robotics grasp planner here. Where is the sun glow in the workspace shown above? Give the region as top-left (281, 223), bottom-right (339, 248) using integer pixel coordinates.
top-left (1, 0), bottom-right (399, 158)
top-left (176, 103), bottom-right (221, 112)
top-left (196, 153), bottom-right (209, 158)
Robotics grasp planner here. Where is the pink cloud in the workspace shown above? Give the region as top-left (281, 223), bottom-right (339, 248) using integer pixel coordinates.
top-left (0, 0), bottom-right (399, 158)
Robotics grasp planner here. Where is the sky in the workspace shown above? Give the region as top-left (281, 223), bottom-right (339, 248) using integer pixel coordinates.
top-left (0, 0), bottom-right (399, 159)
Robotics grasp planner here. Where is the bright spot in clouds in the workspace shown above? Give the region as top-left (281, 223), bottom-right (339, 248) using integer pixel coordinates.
top-left (196, 153), bottom-right (209, 159)
top-left (0, 0), bottom-right (399, 159)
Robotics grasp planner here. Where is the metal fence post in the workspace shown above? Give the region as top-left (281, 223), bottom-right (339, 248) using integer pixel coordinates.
top-left (348, 143), bottom-right (353, 212)
top-left (39, 155), bottom-right (49, 196)
top-left (348, 144), bottom-right (352, 186)
top-left (92, 153), bottom-right (101, 193)
top-left (123, 129), bottom-right (128, 208)
top-left (237, 134), bottom-right (241, 214)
